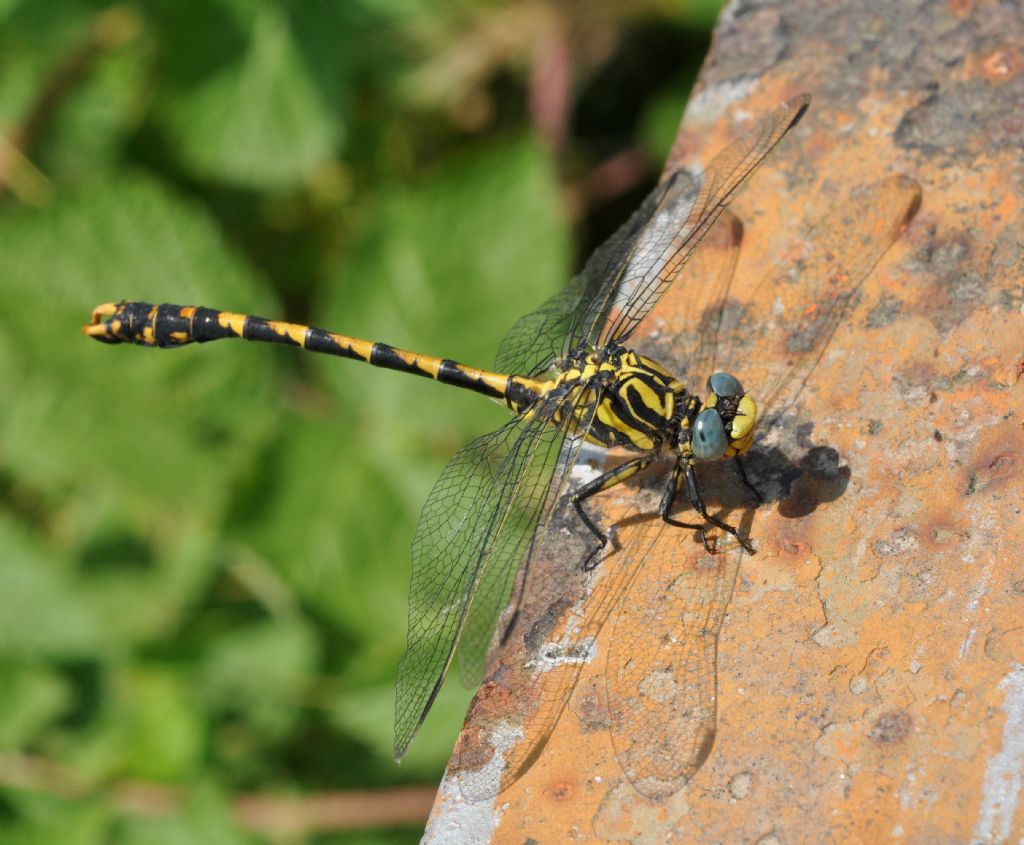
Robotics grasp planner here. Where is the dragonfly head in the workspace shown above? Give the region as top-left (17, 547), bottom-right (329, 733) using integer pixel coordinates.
top-left (690, 371), bottom-right (757, 461)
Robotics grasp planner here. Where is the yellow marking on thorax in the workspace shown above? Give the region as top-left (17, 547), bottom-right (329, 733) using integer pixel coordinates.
top-left (627, 374), bottom-right (673, 419)
top-left (593, 399), bottom-right (657, 450)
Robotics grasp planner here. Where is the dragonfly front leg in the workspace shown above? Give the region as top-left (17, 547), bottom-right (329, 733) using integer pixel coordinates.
top-left (683, 458), bottom-right (755, 554)
top-left (573, 454), bottom-right (655, 571)
top-left (658, 460), bottom-right (706, 542)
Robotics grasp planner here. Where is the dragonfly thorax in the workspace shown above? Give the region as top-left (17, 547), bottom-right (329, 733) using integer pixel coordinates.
top-left (547, 344), bottom-right (686, 452)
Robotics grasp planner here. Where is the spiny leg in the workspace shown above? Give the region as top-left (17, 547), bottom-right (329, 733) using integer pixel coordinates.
top-left (684, 459), bottom-right (755, 555)
top-left (573, 454), bottom-right (655, 571)
top-left (734, 455), bottom-right (764, 504)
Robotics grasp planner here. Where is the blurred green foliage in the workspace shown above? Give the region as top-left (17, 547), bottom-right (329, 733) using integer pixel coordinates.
top-left (0, 0), bottom-right (720, 842)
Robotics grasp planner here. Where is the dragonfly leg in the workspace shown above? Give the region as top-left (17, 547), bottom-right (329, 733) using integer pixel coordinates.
top-left (684, 459), bottom-right (755, 555)
top-left (573, 455), bottom-right (654, 571)
top-left (658, 461), bottom-right (705, 534)
top-left (734, 455), bottom-right (764, 504)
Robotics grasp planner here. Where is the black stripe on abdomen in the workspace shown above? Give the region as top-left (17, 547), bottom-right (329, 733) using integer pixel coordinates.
top-left (437, 359), bottom-right (504, 399)
top-left (189, 307), bottom-right (240, 342)
top-left (304, 328), bottom-right (368, 361)
top-left (370, 343), bottom-right (434, 377)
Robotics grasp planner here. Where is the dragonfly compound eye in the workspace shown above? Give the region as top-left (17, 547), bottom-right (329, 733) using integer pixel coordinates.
top-left (706, 370), bottom-right (744, 398)
top-left (692, 408), bottom-right (728, 460)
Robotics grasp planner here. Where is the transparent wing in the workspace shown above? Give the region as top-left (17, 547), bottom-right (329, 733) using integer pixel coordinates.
top-left (577, 94), bottom-right (811, 350)
top-left (494, 93), bottom-right (808, 378)
top-left (454, 477), bottom-right (664, 802)
top-left (606, 524), bottom-right (744, 800)
top-left (393, 388), bottom-right (596, 760)
top-left (453, 399), bottom-right (595, 689)
top-left (601, 175), bottom-right (922, 799)
top-left (493, 178), bottom-right (679, 377)
top-left (493, 271), bottom-right (586, 377)
top-left (712, 174), bottom-right (922, 423)
top-left (637, 208), bottom-right (744, 386)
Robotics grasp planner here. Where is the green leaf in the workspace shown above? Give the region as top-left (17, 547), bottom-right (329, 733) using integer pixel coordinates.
top-left (200, 616), bottom-right (318, 740)
top-left (81, 665), bottom-right (205, 782)
top-left (42, 39), bottom-right (149, 188)
top-left (152, 1), bottom-right (351, 189)
top-left (0, 172), bottom-right (277, 504)
top-left (225, 412), bottom-right (419, 648)
top-left (0, 1), bottom-right (93, 127)
top-left (638, 76), bottom-right (694, 166)
top-left (321, 136), bottom-right (569, 368)
top-left (328, 677), bottom-right (473, 776)
top-left (0, 517), bottom-right (106, 659)
top-left (0, 795), bottom-right (110, 845)
top-left (0, 662), bottom-right (69, 749)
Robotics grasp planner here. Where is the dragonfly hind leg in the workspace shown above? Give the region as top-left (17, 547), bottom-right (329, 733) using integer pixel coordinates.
top-left (572, 454), bottom-right (655, 571)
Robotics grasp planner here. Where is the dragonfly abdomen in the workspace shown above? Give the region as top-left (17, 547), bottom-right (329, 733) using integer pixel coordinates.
top-left (85, 301), bottom-right (548, 407)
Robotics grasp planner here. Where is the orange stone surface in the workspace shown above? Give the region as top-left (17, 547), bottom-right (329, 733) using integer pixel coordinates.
top-left (425, 2), bottom-right (1024, 842)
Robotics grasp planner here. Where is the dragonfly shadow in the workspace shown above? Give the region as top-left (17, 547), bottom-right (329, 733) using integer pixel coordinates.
top-left (602, 432), bottom-right (852, 557)
top-left (743, 442), bottom-right (851, 519)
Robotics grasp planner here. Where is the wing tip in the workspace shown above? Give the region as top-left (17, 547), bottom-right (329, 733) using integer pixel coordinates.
top-left (895, 175), bottom-right (924, 224)
top-left (786, 93), bottom-right (812, 129)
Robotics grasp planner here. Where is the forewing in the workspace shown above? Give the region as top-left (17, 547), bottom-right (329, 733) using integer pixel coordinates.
top-left (583, 94), bottom-right (811, 349)
top-left (493, 95), bottom-right (806, 377)
top-left (493, 178), bottom-right (678, 377)
top-left (393, 409), bottom-right (567, 760)
top-left (713, 174), bottom-right (922, 422)
top-left (642, 209), bottom-right (743, 385)
top-left (602, 175), bottom-right (921, 800)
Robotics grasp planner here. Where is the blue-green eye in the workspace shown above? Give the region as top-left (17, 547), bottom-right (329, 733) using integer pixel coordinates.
top-left (707, 371), bottom-right (744, 398)
top-left (692, 409), bottom-right (727, 460)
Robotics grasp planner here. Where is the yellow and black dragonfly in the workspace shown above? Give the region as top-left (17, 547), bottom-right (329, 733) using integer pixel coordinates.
top-left (84, 95), bottom-right (811, 774)
top-left (451, 172), bottom-right (922, 802)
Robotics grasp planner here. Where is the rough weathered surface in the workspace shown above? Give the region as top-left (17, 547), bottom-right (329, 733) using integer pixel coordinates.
top-left (426, 1), bottom-right (1024, 842)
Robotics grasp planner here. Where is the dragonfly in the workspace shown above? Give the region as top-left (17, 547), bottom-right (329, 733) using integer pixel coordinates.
top-left (452, 172), bottom-right (922, 802)
top-left (84, 95), bottom-right (813, 774)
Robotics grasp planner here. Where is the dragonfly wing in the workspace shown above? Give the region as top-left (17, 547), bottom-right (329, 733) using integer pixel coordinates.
top-left (581, 95), bottom-right (810, 350)
top-left (492, 94), bottom-right (806, 378)
top-left (599, 177), bottom-right (921, 799)
top-left (714, 174), bottom-right (922, 423)
top-left (638, 209), bottom-right (744, 385)
top-left (493, 177), bottom-right (680, 377)
top-left (606, 524), bottom-right (745, 801)
top-left (493, 272), bottom-right (587, 377)
top-left (394, 389), bottom-right (591, 760)
top-left (453, 399), bottom-right (589, 689)
top-left (455, 460), bottom-right (664, 802)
